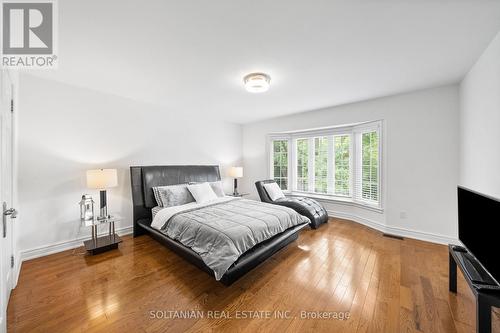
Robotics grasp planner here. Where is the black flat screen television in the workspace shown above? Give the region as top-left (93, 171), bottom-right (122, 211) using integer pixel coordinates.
top-left (458, 186), bottom-right (500, 285)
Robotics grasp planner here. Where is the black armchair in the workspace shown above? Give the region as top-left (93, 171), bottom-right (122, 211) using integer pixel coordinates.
top-left (255, 180), bottom-right (329, 229)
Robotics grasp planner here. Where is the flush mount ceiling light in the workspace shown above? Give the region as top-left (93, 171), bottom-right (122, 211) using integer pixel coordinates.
top-left (243, 73), bottom-right (271, 93)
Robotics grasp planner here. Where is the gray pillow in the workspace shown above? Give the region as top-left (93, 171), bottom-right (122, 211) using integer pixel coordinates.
top-left (151, 206), bottom-right (162, 218)
top-left (152, 187), bottom-right (163, 207)
top-left (152, 184), bottom-right (195, 207)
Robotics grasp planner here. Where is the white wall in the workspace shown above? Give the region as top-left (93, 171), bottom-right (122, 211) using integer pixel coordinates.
top-left (17, 74), bottom-right (242, 257)
top-left (242, 86), bottom-right (460, 243)
top-left (460, 31), bottom-right (500, 199)
top-left (16, 75), bottom-right (464, 259)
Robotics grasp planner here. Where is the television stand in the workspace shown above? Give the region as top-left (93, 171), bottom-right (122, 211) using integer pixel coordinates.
top-left (449, 245), bottom-right (500, 333)
top-left (459, 252), bottom-right (498, 285)
top-left (452, 245), bottom-right (467, 252)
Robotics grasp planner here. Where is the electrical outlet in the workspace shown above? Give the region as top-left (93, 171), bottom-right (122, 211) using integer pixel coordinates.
top-left (400, 211), bottom-right (407, 219)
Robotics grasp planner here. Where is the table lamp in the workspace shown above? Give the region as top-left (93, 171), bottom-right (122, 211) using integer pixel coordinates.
top-left (86, 169), bottom-right (118, 219)
top-left (229, 166), bottom-right (243, 196)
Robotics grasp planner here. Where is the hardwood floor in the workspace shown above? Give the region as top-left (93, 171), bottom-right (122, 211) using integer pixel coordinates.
top-left (7, 218), bottom-right (500, 332)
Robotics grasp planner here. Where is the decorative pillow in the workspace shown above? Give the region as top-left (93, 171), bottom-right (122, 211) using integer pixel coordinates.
top-left (187, 182), bottom-right (218, 204)
top-left (153, 184), bottom-right (195, 207)
top-left (188, 181), bottom-right (226, 197)
top-left (152, 187), bottom-right (162, 207)
top-left (209, 181), bottom-right (225, 197)
top-left (263, 182), bottom-right (285, 201)
top-left (151, 206), bottom-right (162, 218)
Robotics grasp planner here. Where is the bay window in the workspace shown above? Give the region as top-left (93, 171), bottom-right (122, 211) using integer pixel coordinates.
top-left (358, 131), bottom-right (379, 203)
top-left (269, 121), bottom-right (382, 209)
top-left (271, 139), bottom-right (289, 190)
top-left (334, 135), bottom-right (351, 196)
top-left (296, 138), bottom-right (309, 191)
top-left (314, 136), bottom-right (328, 194)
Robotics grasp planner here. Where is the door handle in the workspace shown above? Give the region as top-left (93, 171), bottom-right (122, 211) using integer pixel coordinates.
top-left (2, 202), bottom-right (17, 238)
top-left (4, 208), bottom-right (17, 218)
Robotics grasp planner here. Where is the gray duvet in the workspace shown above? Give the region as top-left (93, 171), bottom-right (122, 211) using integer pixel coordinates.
top-left (157, 198), bottom-right (309, 280)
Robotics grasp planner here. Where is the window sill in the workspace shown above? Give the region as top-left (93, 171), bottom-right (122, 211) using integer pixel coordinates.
top-left (285, 191), bottom-right (384, 213)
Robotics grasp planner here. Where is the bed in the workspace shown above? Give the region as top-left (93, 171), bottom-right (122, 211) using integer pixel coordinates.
top-left (130, 165), bottom-right (309, 285)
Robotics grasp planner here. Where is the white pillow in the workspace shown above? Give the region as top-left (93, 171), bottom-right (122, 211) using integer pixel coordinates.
top-left (209, 181), bottom-right (225, 197)
top-left (188, 181), bottom-right (226, 197)
top-left (187, 182), bottom-right (218, 204)
top-left (263, 183), bottom-right (285, 201)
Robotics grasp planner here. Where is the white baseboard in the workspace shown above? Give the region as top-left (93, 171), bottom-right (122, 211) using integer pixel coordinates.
top-left (14, 226), bottom-right (133, 287)
top-left (328, 211), bottom-right (458, 245)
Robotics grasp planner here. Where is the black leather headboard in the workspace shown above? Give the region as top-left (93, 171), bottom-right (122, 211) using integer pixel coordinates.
top-left (130, 165), bottom-right (221, 236)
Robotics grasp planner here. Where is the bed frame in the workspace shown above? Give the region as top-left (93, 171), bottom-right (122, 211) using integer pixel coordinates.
top-left (130, 165), bottom-right (308, 285)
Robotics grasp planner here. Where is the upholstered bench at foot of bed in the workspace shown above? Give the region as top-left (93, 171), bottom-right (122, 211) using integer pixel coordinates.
top-left (255, 180), bottom-right (329, 229)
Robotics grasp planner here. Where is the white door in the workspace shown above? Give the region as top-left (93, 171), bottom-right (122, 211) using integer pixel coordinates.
top-left (0, 70), bottom-right (16, 332)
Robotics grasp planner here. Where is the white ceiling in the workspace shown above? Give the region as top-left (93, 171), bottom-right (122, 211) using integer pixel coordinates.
top-left (31, 0), bottom-right (500, 123)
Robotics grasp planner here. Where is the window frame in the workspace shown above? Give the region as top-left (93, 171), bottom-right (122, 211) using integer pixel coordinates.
top-left (294, 137), bottom-right (311, 192)
top-left (352, 122), bottom-right (383, 210)
top-left (332, 133), bottom-right (353, 197)
top-left (268, 136), bottom-right (292, 191)
top-left (268, 121), bottom-right (383, 211)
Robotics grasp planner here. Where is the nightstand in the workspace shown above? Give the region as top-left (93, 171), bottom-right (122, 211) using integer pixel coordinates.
top-left (227, 193), bottom-right (250, 197)
top-left (83, 214), bottom-right (123, 255)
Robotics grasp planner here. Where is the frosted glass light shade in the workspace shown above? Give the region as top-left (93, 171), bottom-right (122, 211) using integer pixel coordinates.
top-left (86, 169), bottom-right (118, 189)
top-left (243, 73), bottom-right (270, 93)
top-left (229, 167), bottom-right (243, 178)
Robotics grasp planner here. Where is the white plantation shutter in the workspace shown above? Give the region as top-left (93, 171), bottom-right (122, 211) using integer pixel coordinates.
top-left (295, 138), bottom-right (310, 191)
top-left (270, 139), bottom-right (290, 190)
top-left (354, 128), bottom-right (381, 206)
top-left (313, 136), bottom-right (329, 194)
top-left (333, 134), bottom-right (351, 196)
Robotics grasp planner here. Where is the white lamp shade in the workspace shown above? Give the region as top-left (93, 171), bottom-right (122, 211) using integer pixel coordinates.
top-left (86, 169), bottom-right (118, 189)
top-left (229, 167), bottom-right (243, 178)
